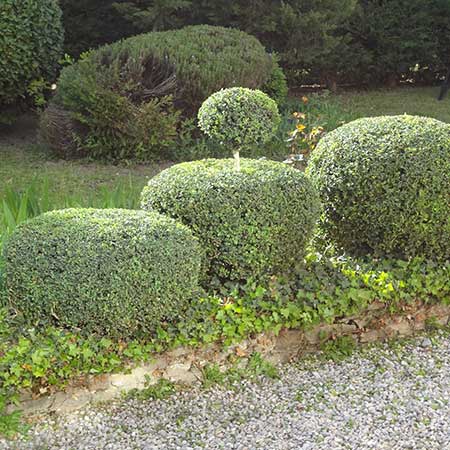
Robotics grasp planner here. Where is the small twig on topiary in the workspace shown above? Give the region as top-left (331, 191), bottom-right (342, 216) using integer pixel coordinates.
top-left (198, 87), bottom-right (281, 171)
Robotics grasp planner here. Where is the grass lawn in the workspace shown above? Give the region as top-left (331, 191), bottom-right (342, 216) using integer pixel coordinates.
top-left (1, 86), bottom-right (449, 208)
top-left (337, 86), bottom-right (450, 122)
top-left (0, 116), bottom-right (163, 209)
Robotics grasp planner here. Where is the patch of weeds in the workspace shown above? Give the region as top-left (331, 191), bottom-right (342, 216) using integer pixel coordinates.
top-left (201, 364), bottom-right (227, 389)
top-left (125, 377), bottom-right (176, 401)
top-left (295, 389), bottom-right (304, 403)
top-left (175, 414), bottom-right (187, 427)
top-left (421, 417), bottom-right (431, 426)
top-left (246, 353), bottom-right (280, 380)
top-left (415, 368), bottom-right (427, 377)
top-left (0, 394), bottom-right (28, 439)
top-left (424, 316), bottom-right (445, 332)
top-left (201, 353), bottom-right (279, 390)
top-left (320, 336), bottom-right (356, 362)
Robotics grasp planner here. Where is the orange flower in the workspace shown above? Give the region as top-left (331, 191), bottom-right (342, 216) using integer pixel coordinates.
top-left (301, 96), bottom-right (309, 104)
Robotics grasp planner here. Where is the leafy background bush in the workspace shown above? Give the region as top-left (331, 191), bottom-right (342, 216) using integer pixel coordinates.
top-left (4, 208), bottom-right (203, 338)
top-left (58, 0), bottom-right (450, 88)
top-left (262, 59), bottom-right (289, 105)
top-left (0, 0), bottom-right (64, 124)
top-left (307, 115), bottom-right (450, 260)
top-left (42, 25), bottom-right (283, 161)
top-left (346, 0), bottom-right (440, 86)
top-left (141, 158), bottom-right (320, 281)
top-left (198, 87), bottom-right (281, 150)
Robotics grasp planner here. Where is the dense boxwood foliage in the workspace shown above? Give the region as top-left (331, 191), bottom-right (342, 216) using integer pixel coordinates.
top-left (0, 0), bottom-right (63, 124)
top-left (141, 159), bottom-right (320, 281)
top-left (3, 208), bottom-right (203, 338)
top-left (90, 25), bottom-right (275, 113)
top-left (42, 25), bottom-right (280, 160)
top-left (198, 88), bottom-right (281, 150)
top-left (307, 115), bottom-right (450, 260)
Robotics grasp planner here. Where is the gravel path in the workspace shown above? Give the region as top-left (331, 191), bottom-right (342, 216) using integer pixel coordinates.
top-left (3, 332), bottom-right (450, 450)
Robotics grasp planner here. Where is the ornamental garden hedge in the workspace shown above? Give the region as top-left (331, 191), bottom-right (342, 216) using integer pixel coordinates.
top-left (307, 115), bottom-right (450, 260)
top-left (3, 208), bottom-right (203, 339)
top-left (141, 158), bottom-right (320, 282)
top-left (2, 77), bottom-right (450, 438)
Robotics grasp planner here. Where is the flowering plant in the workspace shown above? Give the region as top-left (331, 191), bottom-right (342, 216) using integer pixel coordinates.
top-left (285, 105), bottom-right (325, 170)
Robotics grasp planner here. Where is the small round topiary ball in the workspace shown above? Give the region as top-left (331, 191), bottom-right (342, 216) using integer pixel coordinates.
top-left (198, 87), bottom-right (281, 148)
top-left (141, 158), bottom-right (321, 281)
top-left (307, 115), bottom-right (450, 260)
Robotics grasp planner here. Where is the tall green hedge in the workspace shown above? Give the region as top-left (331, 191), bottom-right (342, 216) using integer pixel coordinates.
top-left (141, 159), bottom-right (321, 281)
top-left (0, 0), bottom-right (63, 123)
top-left (307, 115), bottom-right (450, 260)
top-left (4, 208), bottom-right (203, 338)
top-left (60, 0), bottom-right (136, 57)
top-left (346, 0), bottom-right (440, 85)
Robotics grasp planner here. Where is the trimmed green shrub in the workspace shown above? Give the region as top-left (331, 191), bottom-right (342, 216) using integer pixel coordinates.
top-left (307, 115), bottom-right (450, 260)
top-left (91, 25), bottom-right (275, 112)
top-left (0, 0), bottom-right (63, 124)
top-left (198, 88), bottom-right (281, 150)
top-left (44, 24), bottom-right (277, 160)
top-left (4, 208), bottom-right (203, 338)
top-left (141, 159), bottom-right (321, 281)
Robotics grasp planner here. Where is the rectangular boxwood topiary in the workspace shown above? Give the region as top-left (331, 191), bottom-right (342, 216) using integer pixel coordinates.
top-left (3, 208), bottom-right (204, 339)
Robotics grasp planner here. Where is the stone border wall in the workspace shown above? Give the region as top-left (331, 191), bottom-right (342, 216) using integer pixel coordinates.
top-left (12, 301), bottom-right (450, 416)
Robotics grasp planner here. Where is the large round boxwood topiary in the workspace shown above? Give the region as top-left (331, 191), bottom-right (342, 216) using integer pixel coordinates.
top-left (4, 209), bottom-right (203, 338)
top-left (307, 115), bottom-right (450, 260)
top-left (0, 0), bottom-right (63, 123)
top-left (141, 159), bottom-right (321, 281)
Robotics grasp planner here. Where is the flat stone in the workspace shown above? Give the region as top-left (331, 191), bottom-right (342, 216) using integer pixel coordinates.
top-left (10, 394), bottom-right (55, 415)
top-left (166, 347), bottom-right (189, 359)
top-left (53, 390), bottom-right (93, 414)
top-left (420, 337), bottom-right (433, 348)
top-left (90, 388), bottom-right (118, 404)
top-left (385, 318), bottom-right (412, 337)
top-left (304, 324), bottom-right (335, 345)
top-left (165, 362), bottom-right (197, 383)
top-left (86, 374), bottom-right (110, 392)
top-left (359, 329), bottom-right (382, 343)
